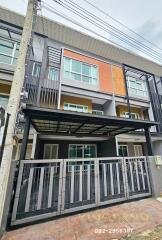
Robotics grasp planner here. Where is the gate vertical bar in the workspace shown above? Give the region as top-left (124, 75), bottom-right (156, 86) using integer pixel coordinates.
top-left (11, 161), bottom-right (24, 223)
top-left (139, 161), bottom-right (145, 190)
top-left (37, 167), bottom-right (45, 210)
top-left (103, 163), bottom-right (107, 197)
top-left (70, 166), bottom-right (74, 204)
top-left (135, 160), bottom-right (140, 191)
top-left (129, 161), bottom-right (134, 192)
top-left (116, 162), bottom-right (121, 195)
top-left (60, 159), bottom-right (66, 212)
top-left (47, 167), bottom-right (54, 208)
top-left (87, 165), bottom-right (90, 200)
top-left (95, 158), bottom-right (100, 205)
top-left (79, 165), bottom-right (83, 202)
top-left (110, 163), bottom-right (114, 195)
top-left (58, 160), bottom-right (64, 214)
top-left (122, 158), bottom-right (129, 199)
top-left (25, 167), bottom-right (34, 212)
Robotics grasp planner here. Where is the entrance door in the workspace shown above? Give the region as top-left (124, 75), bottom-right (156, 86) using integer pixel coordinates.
top-left (43, 144), bottom-right (58, 159)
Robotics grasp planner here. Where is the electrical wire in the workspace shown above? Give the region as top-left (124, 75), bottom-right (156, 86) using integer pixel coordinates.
top-left (51, 0), bottom-right (162, 62)
top-left (83, 0), bottom-right (162, 52)
top-left (42, 2), bottom-right (162, 63)
top-left (42, 3), bottom-right (136, 53)
top-left (66, 0), bottom-right (162, 58)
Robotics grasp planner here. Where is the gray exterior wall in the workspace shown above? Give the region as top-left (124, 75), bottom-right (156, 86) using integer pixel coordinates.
top-left (98, 138), bottom-right (117, 157)
top-left (148, 156), bottom-right (162, 197)
top-left (153, 141), bottom-right (162, 155)
top-left (37, 138), bottom-right (117, 159)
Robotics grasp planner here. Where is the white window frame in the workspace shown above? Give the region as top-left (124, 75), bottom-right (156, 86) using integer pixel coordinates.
top-left (122, 112), bottom-right (140, 119)
top-left (43, 144), bottom-right (59, 159)
top-left (118, 144), bottom-right (129, 157)
top-left (0, 37), bottom-right (19, 65)
top-left (134, 144), bottom-right (143, 156)
top-left (47, 66), bottom-right (59, 81)
top-left (64, 102), bottom-right (88, 113)
top-left (15, 143), bottom-right (33, 160)
top-left (68, 144), bottom-right (97, 159)
top-left (63, 57), bottom-right (99, 85)
top-left (92, 110), bottom-right (104, 115)
top-left (127, 76), bottom-right (148, 97)
top-left (32, 62), bottom-right (41, 78)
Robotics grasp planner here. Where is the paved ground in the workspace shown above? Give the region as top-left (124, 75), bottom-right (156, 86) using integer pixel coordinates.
top-left (2, 198), bottom-right (162, 240)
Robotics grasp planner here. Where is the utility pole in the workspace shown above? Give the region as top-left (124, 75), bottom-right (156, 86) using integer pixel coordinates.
top-left (0, 0), bottom-right (39, 231)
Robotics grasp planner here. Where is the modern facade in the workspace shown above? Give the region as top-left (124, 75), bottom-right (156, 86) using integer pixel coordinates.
top-left (1, 7), bottom-right (162, 160)
top-left (1, 6), bottom-right (162, 227)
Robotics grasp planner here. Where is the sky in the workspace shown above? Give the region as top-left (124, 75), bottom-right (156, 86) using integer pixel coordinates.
top-left (1, 0), bottom-right (162, 64)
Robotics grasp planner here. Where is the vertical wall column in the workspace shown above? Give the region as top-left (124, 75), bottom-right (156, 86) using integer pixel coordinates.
top-left (122, 65), bottom-right (131, 118)
top-left (110, 65), bottom-right (116, 116)
top-left (145, 127), bottom-right (154, 156)
top-left (37, 38), bottom-right (48, 106)
top-left (57, 48), bottom-right (64, 109)
top-left (19, 115), bottom-right (31, 160)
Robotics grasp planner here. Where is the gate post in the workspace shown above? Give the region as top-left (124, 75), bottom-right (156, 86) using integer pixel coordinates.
top-left (60, 159), bottom-right (66, 213)
top-left (94, 158), bottom-right (100, 205)
top-left (122, 157), bottom-right (129, 199)
top-left (145, 127), bottom-right (154, 156)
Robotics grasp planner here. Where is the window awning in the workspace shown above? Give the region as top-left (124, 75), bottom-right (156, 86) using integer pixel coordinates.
top-left (24, 106), bottom-right (157, 137)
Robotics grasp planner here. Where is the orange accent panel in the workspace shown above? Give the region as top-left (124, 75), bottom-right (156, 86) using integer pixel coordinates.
top-left (112, 65), bottom-right (126, 96)
top-left (64, 49), bottom-right (113, 94)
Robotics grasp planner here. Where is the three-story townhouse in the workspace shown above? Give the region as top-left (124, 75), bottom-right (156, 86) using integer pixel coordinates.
top-left (1, 6), bottom-right (162, 226)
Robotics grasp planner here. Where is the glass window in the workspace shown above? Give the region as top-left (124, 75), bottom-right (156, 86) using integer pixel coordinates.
top-left (0, 28), bottom-right (9, 38)
top-left (32, 62), bottom-right (41, 78)
top-left (82, 75), bottom-right (89, 83)
top-left (84, 145), bottom-right (96, 158)
top-left (0, 38), bottom-right (20, 65)
top-left (122, 112), bottom-right (140, 119)
top-left (69, 144), bottom-right (97, 158)
top-left (82, 63), bottom-right (90, 76)
top-left (92, 110), bottom-right (104, 116)
top-left (118, 145), bottom-right (128, 157)
top-left (48, 66), bottom-right (59, 81)
top-left (91, 66), bottom-right (98, 78)
top-left (0, 39), bottom-right (13, 55)
top-left (63, 57), bottom-right (98, 85)
top-left (71, 73), bottom-right (81, 81)
top-left (0, 95), bottom-right (9, 110)
top-left (64, 57), bottom-right (70, 71)
top-left (72, 59), bottom-right (81, 73)
top-left (63, 103), bottom-right (88, 113)
top-left (127, 76), bottom-right (148, 97)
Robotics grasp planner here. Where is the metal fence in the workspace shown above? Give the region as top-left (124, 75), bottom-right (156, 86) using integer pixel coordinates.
top-left (24, 60), bottom-right (60, 109)
top-left (11, 156), bottom-right (151, 226)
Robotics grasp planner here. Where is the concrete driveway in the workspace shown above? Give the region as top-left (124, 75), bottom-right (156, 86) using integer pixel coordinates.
top-left (2, 198), bottom-right (162, 240)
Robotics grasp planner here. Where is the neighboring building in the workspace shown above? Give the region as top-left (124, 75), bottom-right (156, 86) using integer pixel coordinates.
top-left (1, 6), bottom-right (162, 227)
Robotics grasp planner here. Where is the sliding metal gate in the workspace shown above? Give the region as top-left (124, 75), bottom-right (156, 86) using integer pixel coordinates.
top-left (11, 156), bottom-right (151, 226)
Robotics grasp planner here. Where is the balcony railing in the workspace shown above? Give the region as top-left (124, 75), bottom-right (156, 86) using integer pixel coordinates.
top-left (24, 61), bottom-right (60, 109)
